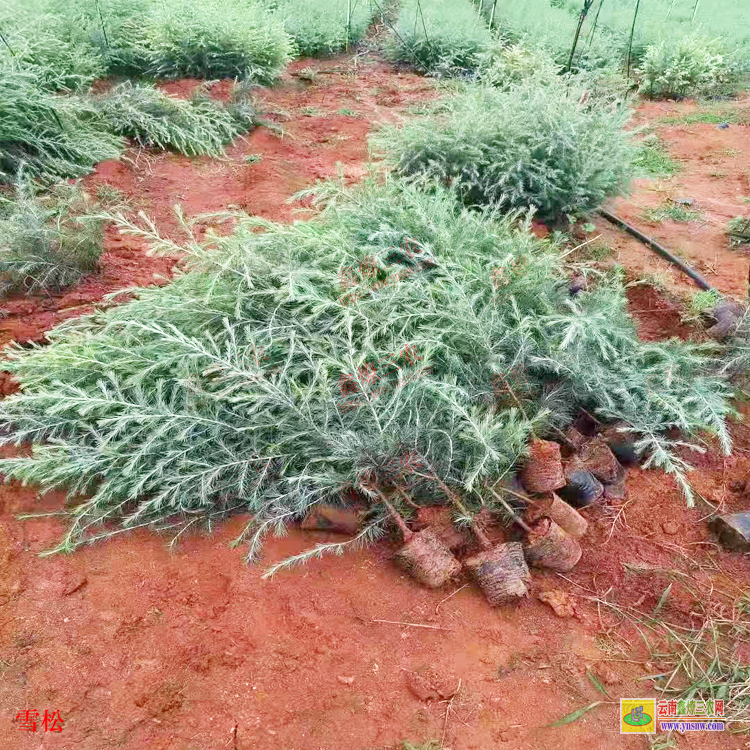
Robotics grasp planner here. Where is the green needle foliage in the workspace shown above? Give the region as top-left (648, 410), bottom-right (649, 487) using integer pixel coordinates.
top-left (0, 179), bottom-right (733, 566)
top-left (270, 0), bottom-right (374, 57)
top-left (0, 68), bottom-right (123, 184)
top-left (0, 179), bottom-right (108, 295)
top-left (0, 0), bottom-right (293, 84)
top-left (146, 0), bottom-right (293, 82)
top-left (374, 76), bottom-right (635, 221)
top-left (637, 33), bottom-right (740, 99)
top-left (93, 81), bottom-right (258, 157)
top-left (390, 0), bottom-right (493, 75)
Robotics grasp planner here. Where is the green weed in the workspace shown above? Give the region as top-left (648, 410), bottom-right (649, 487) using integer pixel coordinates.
top-left (634, 134), bottom-right (681, 179)
top-left (643, 202), bottom-right (702, 223)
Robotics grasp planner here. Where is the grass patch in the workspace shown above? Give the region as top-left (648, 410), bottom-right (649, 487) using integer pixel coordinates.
top-left (661, 106), bottom-right (739, 126)
top-left (581, 243), bottom-right (615, 262)
top-left (634, 134), bottom-right (681, 179)
top-left (643, 202), bottom-right (702, 223)
top-left (685, 289), bottom-right (723, 324)
top-left (727, 216), bottom-right (750, 247)
top-left (594, 571), bottom-right (750, 726)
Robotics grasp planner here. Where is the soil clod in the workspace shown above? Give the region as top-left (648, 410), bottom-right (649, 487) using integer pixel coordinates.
top-left (579, 436), bottom-right (623, 484)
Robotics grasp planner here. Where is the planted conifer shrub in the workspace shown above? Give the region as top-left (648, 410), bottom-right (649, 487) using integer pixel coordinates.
top-left (0, 180), bottom-right (732, 566)
top-left (0, 180), bottom-right (107, 295)
top-left (272, 0), bottom-right (374, 57)
top-left (0, 68), bottom-right (123, 184)
top-left (93, 81), bottom-right (258, 157)
top-left (374, 77), bottom-right (635, 221)
top-left (146, 0), bottom-right (292, 82)
top-left (390, 0), bottom-right (492, 75)
top-left (637, 33), bottom-right (738, 99)
top-left (476, 42), bottom-right (561, 90)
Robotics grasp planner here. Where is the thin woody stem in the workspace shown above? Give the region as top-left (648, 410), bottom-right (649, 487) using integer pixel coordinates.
top-left (393, 485), bottom-right (421, 510)
top-left (374, 490), bottom-right (413, 541)
top-left (422, 460), bottom-right (492, 549)
top-left (488, 487), bottom-right (533, 535)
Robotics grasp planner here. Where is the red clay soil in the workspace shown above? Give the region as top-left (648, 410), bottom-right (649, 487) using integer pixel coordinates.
top-left (595, 96), bottom-right (750, 302)
top-left (2, 60), bottom-right (750, 750)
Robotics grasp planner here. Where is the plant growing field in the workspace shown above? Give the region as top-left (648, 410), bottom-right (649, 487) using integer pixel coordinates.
top-left (0, 180), bottom-right (108, 295)
top-left (145, 0), bottom-right (292, 82)
top-left (374, 76), bottom-right (635, 221)
top-left (390, 0), bottom-right (493, 75)
top-left (0, 180), bottom-right (732, 564)
top-left (0, 0), bottom-right (294, 83)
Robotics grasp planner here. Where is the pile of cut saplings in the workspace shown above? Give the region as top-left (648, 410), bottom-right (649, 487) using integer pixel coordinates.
top-left (300, 415), bottom-right (635, 607)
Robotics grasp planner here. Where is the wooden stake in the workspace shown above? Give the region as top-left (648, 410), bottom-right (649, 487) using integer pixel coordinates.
top-left (566, 0), bottom-right (595, 74)
top-left (626, 0), bottom-right (642, 81)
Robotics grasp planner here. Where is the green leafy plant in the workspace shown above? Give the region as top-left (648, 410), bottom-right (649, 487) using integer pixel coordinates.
top-left (272, 0), bottom-right (374, 57)
top-left (93, 81), bottom-right (258, 157)
top-left (637, 33), bottom-right (739, 100)
top-left (0, 179), bottom-right (733, 566)
top-left (0, 179), bottom-right (107, 295)
top-left (727, 216), bottom-right (750, 246)
top-left (643, 201), bottom-right (702, 224)
top-left (634, 133), bottom-right (681, 179)
top-left (390, 0), bottom-right (493, 75)
top-left (689, 289), bottom-right (723, 317)
top-left (374, 76), bottom-right (635, 221)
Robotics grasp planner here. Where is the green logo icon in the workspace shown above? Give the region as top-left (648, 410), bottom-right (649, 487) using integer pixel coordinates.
top-left (623, 706), bottom-right (652, 727)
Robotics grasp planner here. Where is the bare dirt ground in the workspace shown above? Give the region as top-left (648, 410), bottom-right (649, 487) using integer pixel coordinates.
top-left (1, 54), bottom-right (750, 750)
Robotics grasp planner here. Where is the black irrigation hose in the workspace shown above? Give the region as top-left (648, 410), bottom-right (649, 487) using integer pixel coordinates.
top-left (597, 208), bottom-right (715, 292)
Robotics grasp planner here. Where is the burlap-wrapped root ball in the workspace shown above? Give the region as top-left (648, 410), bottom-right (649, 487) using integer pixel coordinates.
top-left (521, 439), bottom-right (566, 494)
top-left (395, 528), bottom-right (462, 588)
top-left (464, 541), bottom-right (530, 606)
top-left (524, 518), bottom-right (582, 572)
